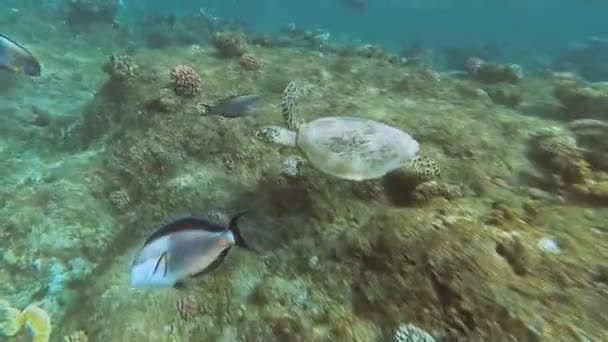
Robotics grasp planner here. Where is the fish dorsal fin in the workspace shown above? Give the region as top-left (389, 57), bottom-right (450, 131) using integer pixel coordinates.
top-left (143, 216), bottom-right (225, 245)
top-left (191, 247), bottom-right (232, 278)
top-left (0, 33), bottom-right (36, 59)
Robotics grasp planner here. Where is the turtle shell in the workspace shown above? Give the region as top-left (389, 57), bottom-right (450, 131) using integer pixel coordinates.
top-left (296, 116), bottom-right (419, 181)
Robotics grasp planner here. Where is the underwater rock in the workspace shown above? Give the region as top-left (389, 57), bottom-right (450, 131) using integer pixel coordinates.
top-left (412, 180), bottom-right (462, 203)
top-left (239, 53), bottom-right (260, 71)
top-left (527, 129), bottom-right (591, 185)
top-left (485, 201), bottom-right (518, 227)
top-left (569, 118), bottom-right (608, 170)
top-left (484, 84), bottom-right (523, 108)
top-left (571, 181), bottom-right (608, 203)
top-left (553, 81), bottom-right (608, 116)
top-left (495, 231), bottom-right (527, 276)
top-left (211, 31), bottom-right (249, 58)
top-left (81, 54), bottom-right (160, 145)
top-left (465, 57), bottom-right (523, 84)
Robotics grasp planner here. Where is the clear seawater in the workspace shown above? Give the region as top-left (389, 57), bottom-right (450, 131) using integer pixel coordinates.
top-left (1, 0), bottom-right (608, 341)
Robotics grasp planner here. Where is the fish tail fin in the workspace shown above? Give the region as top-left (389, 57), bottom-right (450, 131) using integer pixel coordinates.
top-left (199, 103), bottom-right (213, 115)
top-left (228, 211), bottom-right (257, 253)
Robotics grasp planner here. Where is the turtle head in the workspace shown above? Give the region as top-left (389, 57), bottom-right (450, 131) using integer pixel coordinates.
top-left (255, 126), bottom-right (297, 147)
top-left (281, 81), bottom-right (304, 130)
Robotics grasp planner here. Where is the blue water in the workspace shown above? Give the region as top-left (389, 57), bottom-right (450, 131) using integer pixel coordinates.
top-left (1, 1), bottom-right (608, 341)
top-left (120, 0), bottom-right (608, 55)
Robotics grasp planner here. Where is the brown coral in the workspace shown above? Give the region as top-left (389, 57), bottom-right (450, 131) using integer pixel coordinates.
top-left (169, 65), bottom-right (201, 98)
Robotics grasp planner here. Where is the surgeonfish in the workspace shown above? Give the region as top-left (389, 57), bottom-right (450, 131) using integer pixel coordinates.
top-left (201, 94), bottom-right (261, 118)
top-left (0, 33), bottom-right (41, 76)
top-left (129, 212), bottom-right (256, 289)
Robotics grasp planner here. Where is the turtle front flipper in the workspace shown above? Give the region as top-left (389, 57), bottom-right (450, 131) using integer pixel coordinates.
top-left (255, 126), bottom-right (297, 147)
top-left (402, 156), bottom-right (441, 181)
top-left (281, 81), bottom-right (304, 130)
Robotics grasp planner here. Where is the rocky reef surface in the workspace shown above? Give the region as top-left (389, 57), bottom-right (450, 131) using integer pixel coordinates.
top-left (0, 10), bottom-right (607, 342)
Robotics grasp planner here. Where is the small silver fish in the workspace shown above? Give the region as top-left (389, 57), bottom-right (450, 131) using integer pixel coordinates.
top-left (0, 33), bottom-right (41, 76)
top-left (201, 94), bottom-right (261, 118)
top-left (130, 212), bottom-right (255, 289)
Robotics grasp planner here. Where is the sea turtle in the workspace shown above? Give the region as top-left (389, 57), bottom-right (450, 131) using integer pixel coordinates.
top-left (255, 81), bottom-right (439, 181)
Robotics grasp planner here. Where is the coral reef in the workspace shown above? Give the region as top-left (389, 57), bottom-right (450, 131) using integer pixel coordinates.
top-left (169, 65), bottom-right (202, 98)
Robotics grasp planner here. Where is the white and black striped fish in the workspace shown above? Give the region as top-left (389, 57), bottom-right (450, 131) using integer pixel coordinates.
top-left (129, 212), bottom-right (255, 289)
top-left (0, 33), bottom-right (40, 76)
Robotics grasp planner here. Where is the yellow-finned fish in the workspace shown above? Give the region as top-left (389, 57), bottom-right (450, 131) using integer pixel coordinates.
top-left (129, 212), bottom-right (257, 289)
top-left (0, 33), bottom-right (41, 76)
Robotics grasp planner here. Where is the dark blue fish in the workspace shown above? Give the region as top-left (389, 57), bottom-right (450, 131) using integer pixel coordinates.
top-left (201, 94), bottom-right (261, 118)
top-left (130, 212), bottom-right (256, 289)
top-left (0, 33), bottom-right (41, 76)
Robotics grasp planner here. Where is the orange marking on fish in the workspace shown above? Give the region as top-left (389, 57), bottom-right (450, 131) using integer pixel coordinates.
top-left (218, 238), bottom-right (228, 247)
